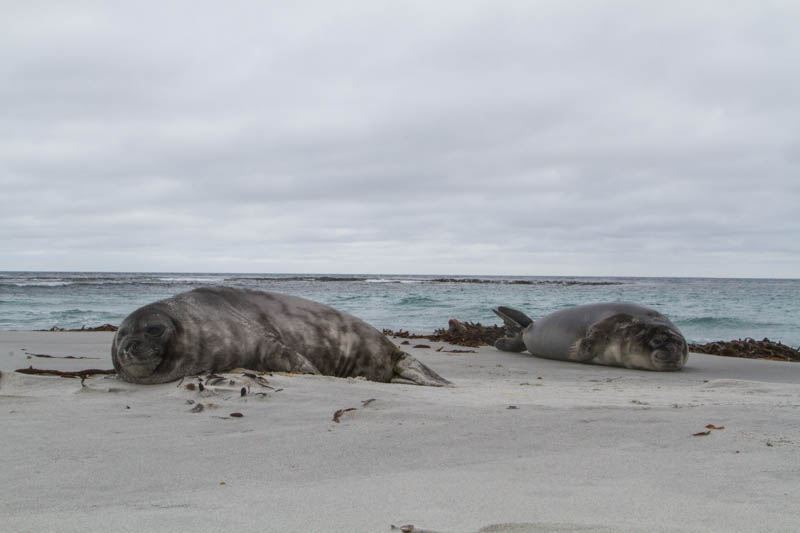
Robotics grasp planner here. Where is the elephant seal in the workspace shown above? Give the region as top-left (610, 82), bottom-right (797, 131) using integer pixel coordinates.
top-left (493, 302), bottom-right (688, 371)
top-left (112, 286), bottom-right (450, 386)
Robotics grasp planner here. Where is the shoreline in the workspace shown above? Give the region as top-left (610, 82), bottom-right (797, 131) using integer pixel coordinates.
top-left (2, 331), bottom-right (799, 531)
top-left (7, 323), bottom-right (800, 361)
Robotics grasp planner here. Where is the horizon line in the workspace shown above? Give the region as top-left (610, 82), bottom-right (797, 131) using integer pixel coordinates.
top-left (1, 270), bottom-right (798, 281)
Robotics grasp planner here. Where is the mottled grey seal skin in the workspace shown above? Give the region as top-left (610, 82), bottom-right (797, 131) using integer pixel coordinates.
top-left (493, 302), bottom-right (688, 371)
top-left (112, 287), bottom-right (450, 386)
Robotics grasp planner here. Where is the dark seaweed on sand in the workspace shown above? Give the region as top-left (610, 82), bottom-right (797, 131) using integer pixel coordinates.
top-left (25, 352), bottom-right (99, 359)
top-left (43, 324), bottom-right (119, 332)
top-left (15, 367), bottom-right (115, 378)
top-left (384, 319), bottom-right (506, 347)
top-left (15, 366), bottom-right (116, 386)
top-left (332, 407), bottom-right (357, 423)
top-left (689, 338), bottom-right (800, 362)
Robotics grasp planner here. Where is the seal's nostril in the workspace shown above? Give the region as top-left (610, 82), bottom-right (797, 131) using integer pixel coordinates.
top-left (124, 341), bottom-right (139, 354)
top-left (655, 350), bottom-right (681, 362)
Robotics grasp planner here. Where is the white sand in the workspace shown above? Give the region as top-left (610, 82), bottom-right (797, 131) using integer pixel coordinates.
top-left (1, 331), bottom-right (799, 532)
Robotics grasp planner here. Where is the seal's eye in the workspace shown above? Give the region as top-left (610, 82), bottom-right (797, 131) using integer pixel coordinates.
top-left (649, 335), bottom-right (666, 348)
top-left (146, 325), bottom-right (165, 337)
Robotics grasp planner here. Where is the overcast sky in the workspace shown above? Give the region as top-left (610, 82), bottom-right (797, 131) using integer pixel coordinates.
top-left (2, 1), bottom-right (798, 277)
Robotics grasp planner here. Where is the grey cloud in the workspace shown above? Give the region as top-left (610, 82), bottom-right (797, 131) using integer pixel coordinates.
top-left (1, 1), bottom-right (799, 276)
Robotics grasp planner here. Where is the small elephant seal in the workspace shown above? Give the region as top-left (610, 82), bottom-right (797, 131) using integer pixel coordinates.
top-left (493, 302), bottom-right (688, 371)
top-left (112, 286), bottom-right (450, 386)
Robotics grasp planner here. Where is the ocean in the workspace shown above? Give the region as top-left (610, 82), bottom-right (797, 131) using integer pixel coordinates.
top-left (0, 272), bottom-right (798, 347)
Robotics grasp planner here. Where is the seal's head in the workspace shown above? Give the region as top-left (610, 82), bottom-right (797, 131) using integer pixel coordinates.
top-left (112, 306), bottom-right (178, 383)
top-left (617, 319), bottom-right (689, 371)
top-left (582, 312), bottom-right (689, 371)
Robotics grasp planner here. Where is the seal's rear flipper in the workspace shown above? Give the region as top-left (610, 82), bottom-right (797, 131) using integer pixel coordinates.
top-left (493, 306), bottom-right (532, 352)
top-left (392, 353), bottom-right (452, 387)
top-left (494, 306), bottom-right (533, 329)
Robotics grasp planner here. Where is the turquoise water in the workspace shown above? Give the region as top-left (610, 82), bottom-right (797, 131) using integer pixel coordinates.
top-left (0, 272), bottom-right (798, 346)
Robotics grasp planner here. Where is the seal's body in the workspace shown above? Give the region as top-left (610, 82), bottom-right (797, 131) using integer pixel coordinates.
top-left (112, 287), bottom-right (449, 386)
top-left (494, 302), bottom-right (688, 371)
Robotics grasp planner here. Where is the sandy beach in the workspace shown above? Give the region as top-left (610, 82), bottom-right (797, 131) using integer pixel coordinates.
top-left (1, 331), bottom-right (799, 532)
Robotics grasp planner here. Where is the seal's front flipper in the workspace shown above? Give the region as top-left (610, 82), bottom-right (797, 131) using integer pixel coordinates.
top-left (568, 313), bottom-right (636, 362)
top-left (392, 352), bottom-right (451, 387)
top-left (274, 344), bottom-right (321, 375)
top-left (492, 306), bottom-right (532, 352)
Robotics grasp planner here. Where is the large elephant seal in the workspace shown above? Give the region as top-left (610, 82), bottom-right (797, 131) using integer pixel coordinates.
top-left (112, 286), bottom-right (450, 386)
top-left (493, 302), bottom-right (688, 371)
